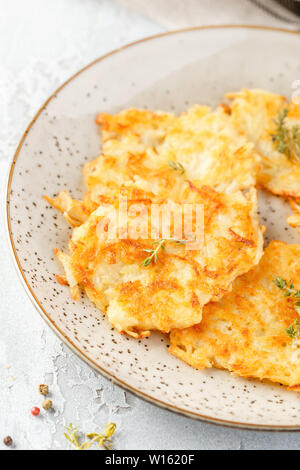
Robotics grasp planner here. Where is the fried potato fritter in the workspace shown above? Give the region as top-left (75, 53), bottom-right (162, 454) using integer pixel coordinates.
top-left (55, 185), bottom-right (263, 338)
top-left (84, 107), bottom-right (259, 206)
top-left (48, 104), bottom-right (265, 339)
top-left (227, 89), bottom-right (300, 198)
top-left (160, 106), bottom-right (260, 193)
top-left (44, 191), bottom-right (89, 226)
top-left (287, 198), bottom-right (300, 235)
top-left (170, 241), bottom-right (300, 390)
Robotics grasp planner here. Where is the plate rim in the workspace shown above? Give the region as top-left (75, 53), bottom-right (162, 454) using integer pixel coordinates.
top-left (6, 24), bottom-right (300, 431)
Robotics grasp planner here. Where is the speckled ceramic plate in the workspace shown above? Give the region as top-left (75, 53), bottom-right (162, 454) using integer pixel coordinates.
top-left (6, 25), bottom-right (300, 430)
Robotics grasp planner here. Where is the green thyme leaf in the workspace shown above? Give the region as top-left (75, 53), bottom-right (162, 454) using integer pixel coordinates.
top-left (273, 276), bottom-right (287, 290)
top-left (286, 324), bottom-right (297, 339)
top-left (271, 109), bottom-right (300, 161)
top-left (295, 302), bottom-right (300, 315)
top-left (286, 319), bottom-right (300, 340)
top-left (168, 160), bottom-right (185, 175)
top-left (142, 257), bottom-right (153, 267)
top-left (142, 238), bottom-right (187, 267)
top-left (273, 277), bottom-right (300, 340)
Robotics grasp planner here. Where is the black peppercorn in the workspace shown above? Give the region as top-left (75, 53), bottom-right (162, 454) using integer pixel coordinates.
top-left (3, 436), bottom-right (13, 447)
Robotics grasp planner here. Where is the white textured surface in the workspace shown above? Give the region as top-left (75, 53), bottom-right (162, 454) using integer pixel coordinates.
top-left (1, 0), bottom-right (300, 450)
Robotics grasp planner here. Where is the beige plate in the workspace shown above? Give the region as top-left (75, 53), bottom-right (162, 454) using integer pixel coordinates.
top-left (6, 25), bottom-right (300, 430)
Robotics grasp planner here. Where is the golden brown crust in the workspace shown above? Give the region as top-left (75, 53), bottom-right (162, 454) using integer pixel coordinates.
top-left (54, 183), bottom-right (263, 337)
top-left (170, 241), bottom-right (300, 390)
top-left (49, 105), bottom-right (263, 338)
top-left (85, 106), bottom-right (260, 209)
top-left (227, 89), bottom-right (300, 198)
top-left (45, 192), bottom-right (89, 226)
top-left (287, 197), bottom-right (300, 236)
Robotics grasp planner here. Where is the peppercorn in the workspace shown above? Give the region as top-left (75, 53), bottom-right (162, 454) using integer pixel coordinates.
top-left (39, 384), bottom-right (49, 396)
top-left (3, 436), bottom-right (13, 447)
top-left (31, 407), bottom-right (40, 416)
top-left (42, 399), bottom-right (53, 411)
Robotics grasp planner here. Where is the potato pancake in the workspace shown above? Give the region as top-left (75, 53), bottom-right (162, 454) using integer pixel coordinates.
top-left (170, 241), bottom-right (300, 390)
top-left (287, 198), bottom-right (300, 236)
top-left (55, 184), bottom-right (263, 338)
top-left (84, 106), bottom-right (259, 204)
top-left (53, 106), bottom-right (260, 228)
top-left (159, 105), bottom-right (259, 193)
top-left (227, 89), bottom-right (300, 198)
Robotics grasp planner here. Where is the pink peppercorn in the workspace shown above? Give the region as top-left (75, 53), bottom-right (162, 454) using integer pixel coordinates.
top-left (31, 407), bottom-right (40, 417)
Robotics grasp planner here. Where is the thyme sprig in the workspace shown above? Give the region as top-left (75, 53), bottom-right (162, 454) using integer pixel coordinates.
top-left (286, 320), bottom-right (300, 340)
top-left (168, 160), bottom-right (185, 175)
top-left (271, 109), bottom-right (300, 161)
top-left (142, 238), bottom-right (187, 267)
top-left (273, 277), bottom-right (300, 340)
top-left (64, 422), bottom-right (116, 450)
top-left (273, 277), bottom-right (300, 314)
